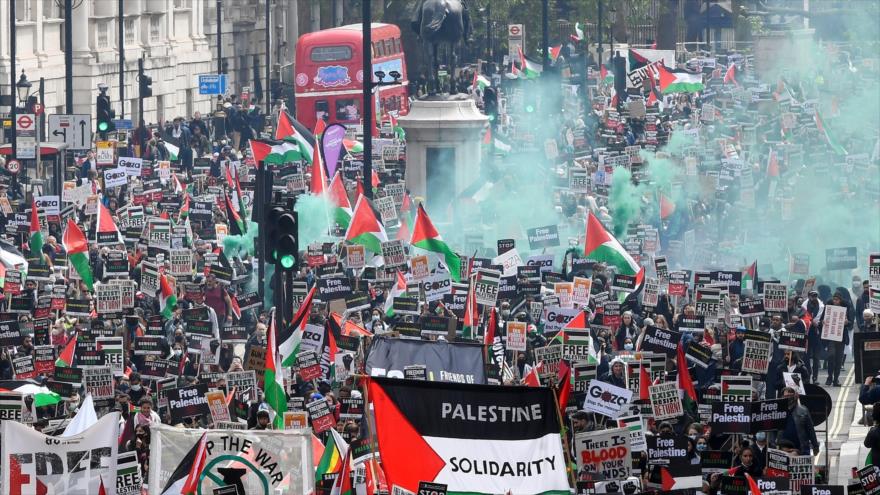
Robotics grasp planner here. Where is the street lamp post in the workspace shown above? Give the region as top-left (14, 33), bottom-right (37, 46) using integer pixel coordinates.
top-left (362, 0), bottom-right (373, 200)
top-left (10, 0), bottom-right (17, 163)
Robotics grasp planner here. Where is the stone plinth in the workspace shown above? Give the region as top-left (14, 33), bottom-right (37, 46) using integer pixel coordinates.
top-left (397, 96), bottom-right (488, 217)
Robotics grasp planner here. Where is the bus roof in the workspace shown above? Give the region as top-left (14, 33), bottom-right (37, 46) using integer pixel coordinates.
top-left (297, 23), bottom-right (401, 45)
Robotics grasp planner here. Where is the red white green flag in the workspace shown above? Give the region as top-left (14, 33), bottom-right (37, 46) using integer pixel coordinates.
top-left (655, 64), bottom-right (704, 94)
top-left (264, 309), bottom-right (287, 429)
top-left (329, 172), bottom-right (353, 229)
top-left (159, 272), bottom-right (178, 319)
top-left (584, 211), bottom-right (643, 282)
top-left (29, 198), bottom-right (43, 256)
top-left (814, 110), bottom-right (847, 156)
top-left (344, 196), bottom-right (388, 255)
top-left (55, 334), bottom-right (77, 368)
top-left (62, 218), bottom-right (94, 291)
top-left (95, 201), bottom-right (123, 245)
top-left (409, 204), bottom-right (461, 282)
top-left (280, 286), bottom-right (317, 367)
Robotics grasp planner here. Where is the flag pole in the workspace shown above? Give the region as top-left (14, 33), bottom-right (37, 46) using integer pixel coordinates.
top-left (549, 373), bottom-right (577, 489)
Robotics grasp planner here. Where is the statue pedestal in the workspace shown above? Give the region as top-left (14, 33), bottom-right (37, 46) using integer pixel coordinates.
top-left (397, 97), bottom-right (488, 218)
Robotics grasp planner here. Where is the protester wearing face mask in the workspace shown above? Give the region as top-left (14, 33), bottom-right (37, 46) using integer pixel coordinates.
top-left (781, 386), bottom-right (819, 456)
top-left (615, 311), bottom-right (639, 350)
top-left (127, 373), bottom-right (146, 403)
top-left (752, 431), bottom-right (769, 472)
top-left (369, 310), bottom-right (388, 334)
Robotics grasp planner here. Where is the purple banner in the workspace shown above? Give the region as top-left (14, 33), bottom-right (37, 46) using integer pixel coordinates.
top-left (321, 123), bottom-right (347, 178)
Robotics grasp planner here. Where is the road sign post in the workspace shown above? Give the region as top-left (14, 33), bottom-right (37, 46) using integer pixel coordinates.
top-left (15, 113), bottom-right (36, 160)
top-left (198, 74), bottom-right (227, 95)
top-left (48, 114), bottom-right (92, 151)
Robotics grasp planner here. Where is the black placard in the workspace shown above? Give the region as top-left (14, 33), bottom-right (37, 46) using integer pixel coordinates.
top-left (220, 325), bottom-right (248, 343)
top-left (317, 276), bottom-right (353, 300)
top-left (419, 315), bottom-right (452, 336)
top-left (497, 239), bottom-right (515, 255)
top-left (0, 321), bottom-right (22, 346)
top-left (167, 384), bottom-right (210, 424)
top-left (640, 326), bottom-right (681, 356)
top-left (392, 297), bottom-right (420, 315)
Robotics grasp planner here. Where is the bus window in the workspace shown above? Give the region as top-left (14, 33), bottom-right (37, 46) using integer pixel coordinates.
top-left (310, 46), bottom-right (352, 62)
top-left (384, 39), bottom-right (394, 56)
top-left (373, 42), bottom-right (383, 59)
top-left (335, 99), bottom-right (361, 122)
top-left (394, 37), bottom-right (402, 54)
top-left (316, 100), bottom-right (329, 122)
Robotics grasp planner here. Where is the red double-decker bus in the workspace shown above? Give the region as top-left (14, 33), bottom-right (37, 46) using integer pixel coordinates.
top-left (294, 23), bottom-right (409, 132)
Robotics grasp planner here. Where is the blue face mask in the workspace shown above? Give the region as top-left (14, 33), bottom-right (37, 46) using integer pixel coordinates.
top-left (696, 443), bottom-right (707, 452)
top-left (624, 343), bottom-right (634, 351)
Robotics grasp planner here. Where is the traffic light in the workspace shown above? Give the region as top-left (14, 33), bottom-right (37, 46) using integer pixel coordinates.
top-left (277, 211), bottom-right (298, 270)
top-left (96, 92), bottom-right (115, 133)
top-left (139, 73), bottom-right (152, 98)
top-left (265, 205), bottom-right (298, 270)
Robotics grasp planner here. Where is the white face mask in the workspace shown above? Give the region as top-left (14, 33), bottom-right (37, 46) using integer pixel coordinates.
top-left (624, 343), bottom-right (634, 351)
top-left (372, 315), bottom-right (380, 321)
top-left (130, 384), bottom-right (142, 391)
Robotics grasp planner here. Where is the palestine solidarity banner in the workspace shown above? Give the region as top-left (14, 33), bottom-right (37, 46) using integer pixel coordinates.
top-left (1, 412), bottom-right (120, 495)
top-left (369, 377), bottom-right (570, 494)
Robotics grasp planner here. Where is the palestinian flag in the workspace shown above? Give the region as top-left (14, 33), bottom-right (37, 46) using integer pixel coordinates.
top-left (410, 204), bottom-right (461, 282)
top-left (316, 425), bottom-right (350, 483)
top-left (472, 71), bottom-right (490, 92)
top-left (179, 193), bottom-right (190, 220)
top-left (368, 378), bottom-right (570, 494)
top-left (279, 285), bottom-right (317, 367)
top-left (264, 309), bottom-right (287, 429)
top-left (159, 272), bottom-right (177, 319)
top-left (389, 114), bottom-right (406, 140)
top-left (723, 63), bottom-right (738, 86)
top-left (63, 219), bottom-right (94, 291)
top-left (233, 170), bottom-right (248, 222)
top-left (556, 360), bottom-right (572, 410)
top-left (523, 365), bottom-right (542, 387)
top-left (343, 139), bottom-right (363, 154)
top-left (28, 199), bottom-right (43, 256)
top-left (584, 212), bottom-right (643, 284)
top-left (164, 141), bottom-right (180, 161)
top-left (599, 64), bottom-right (614, 84)
top-left (461, 279), bottom-right (479, 339)
top-left (676, 344), bottom-right (698, 413)
top-left (275, 109), bottom-right (316, 163)
top-left (229, 293), bottom-right (241, 321)
top-left (570, 22), bottom-right (585, 43)
top-left (250, 139), bottom-right (308, 166)
top-left (383, 270), bottom-right (408, 317)
top-left (814, 110), bottom-right (847, 156)
top-left (160, 432), bottom-right (208, 495)
top-left (224, 192), bottom-right (246, 236)
top-left (547, 45), bottom-right (562, 63)
top-left (655, 64), bottom-right (704, 94)
top-left (518, 46), bottom-right (542, 79)
top-left (741, 260), bottom-right (757, 292)
top-left (96, 201), bottom-right (123, 245)
top-left (311, 137), bottom-right (328, 196)
top-left (344, 196), bottom-right (388, 255)
top-left (55, 334), bottom-right (77, 368)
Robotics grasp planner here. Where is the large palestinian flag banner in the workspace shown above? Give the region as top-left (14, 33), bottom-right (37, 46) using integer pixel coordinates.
top-left (368, 377), bottom-right (570, 494)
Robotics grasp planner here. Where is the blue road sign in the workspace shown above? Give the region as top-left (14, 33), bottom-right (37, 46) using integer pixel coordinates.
top-left (112, 119), bottom-right (133, 130)
top-left (198, 74), bottom-right (227, 95)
